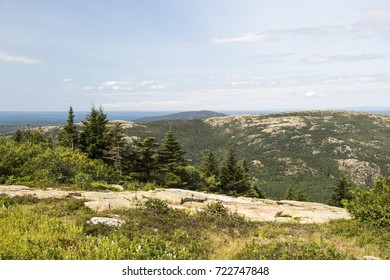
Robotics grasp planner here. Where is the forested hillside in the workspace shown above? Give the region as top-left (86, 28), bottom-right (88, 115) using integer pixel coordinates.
top-left (119, 110), bottom-right (390, 202)
top-left (2, 109), bottom-right (390, 202)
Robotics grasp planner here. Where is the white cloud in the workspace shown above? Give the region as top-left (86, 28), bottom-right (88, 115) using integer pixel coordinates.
top-left (302, 54), bottom-right (385, 64)
top-left (62, 78), bottom-right (72, 82)
top-left (0, 50), bottom-right (41, 64)
top-left (102, 100), bottom-right (184, 109)
top-left (211, 5), bottom-right (390, 45)
top-left (99, 80), bottom-right (133, 91)
top-left (150, 84), bottom-right (167, 90)
top-left (82, 86), bottom-right (93, 90)
top-left (304, 91), bottom-right (323, 97)
top-left (211, 33), bottom-right (270, 44)
top-left (138, 80), bottom-right (155, 86)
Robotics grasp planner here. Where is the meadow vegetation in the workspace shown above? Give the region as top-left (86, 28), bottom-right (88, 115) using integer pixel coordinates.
top-left (1, 195), bottom-right (389, 260)
top-left (1, 107), bottom-right (390, 259)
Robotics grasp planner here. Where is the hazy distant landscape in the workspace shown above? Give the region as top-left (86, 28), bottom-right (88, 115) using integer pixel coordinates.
top-left (1, 0), bottom-right (390, 262)
top-left (1, 107), bottom-right (390, 133)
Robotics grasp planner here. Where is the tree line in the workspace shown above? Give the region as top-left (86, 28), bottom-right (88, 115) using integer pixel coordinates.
top-left (7, 106), bottom-right (257, 197)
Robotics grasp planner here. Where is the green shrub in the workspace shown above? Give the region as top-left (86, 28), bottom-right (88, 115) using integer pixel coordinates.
top-left (204, 201), bottom-right (229, 218)
top-left (143, 198), bottom-right (170, 214)
top-left (235, 240), bottom-right (346, 260)
top-left (0, 194), bottom-right (39, 208)
top-left (344, 177), bottom-right (390, 229)
top-left (202, 201), bottom-right (246, 226)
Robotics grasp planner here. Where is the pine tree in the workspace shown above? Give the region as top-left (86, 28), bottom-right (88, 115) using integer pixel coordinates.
top-left (328, 176), bottom-right (352, 207)
top-left (58, 106), bottom-right (79, 150)
top-left (132, 137), bottom-right (160, 182)
top-left (158, 129), bottom-right (187, 173)
top-left (157, 129), bottom-right (189, 188)
top-left (285, 186), bottom-right (296, 200)
top-left (220, 148), bottom-right (251, 195)
top-left (105, 122), bottom-right (126, 177)
top-left (296, 189), bottom-right (308, 201)
top-left (80, 105), bottom-right (111, 160)
top-left (199, 149), bottom-right (219, 178)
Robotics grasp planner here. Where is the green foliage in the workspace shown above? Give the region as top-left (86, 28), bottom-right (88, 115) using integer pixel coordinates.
top-left (0, 194), bottom-right (39, 208)
top-left (283, 186), bottom-right (308, 201)
top-left (2, 194), bottom-right (390, 260)
top-left (285, 186), bottom-right (296, 200)
top-left (344, 177), bottom-right (390, 229)
top-left (58, 106), bottom-right (79, 150)
top-left (130, 137), bottom-right (160, 182)
top-left (11, 127), bottom-right (47, 144)
top-left (0, 136), bottom-right (115, 187)
top-left (105, 122), bottom-right (127, 177)
top-left (328, 176), bottom-right (353, 207)
top-left (158, 129), bottom-right (187, 173)
top-left (199, 149), bottom-right (219, 178)
top-left (296, 190), bottom-right (308, 201)
top-left (204, 201), bottom-right (229, 218)
top-left (220, 148), bottom-right (251, 196)
top-left (203, 201), bottom-right (247, 225)
top-left (80, 106), bottom-right (112, 160)
top-left (157, 129), bottom-right (190, 187)
top-left (235, 240), bottom-right (345, 260)
top-left (143, 198), bottom-right (170, 214)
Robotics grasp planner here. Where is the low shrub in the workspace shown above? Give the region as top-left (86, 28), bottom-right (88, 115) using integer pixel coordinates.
top-left (235, 240), bottom-right (346, 260)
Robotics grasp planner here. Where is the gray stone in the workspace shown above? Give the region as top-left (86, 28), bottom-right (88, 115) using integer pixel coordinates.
top-left (88, 217), bottom-right (125, 227)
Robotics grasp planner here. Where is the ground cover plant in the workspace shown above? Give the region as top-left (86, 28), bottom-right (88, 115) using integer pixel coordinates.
top-left (0, 195), bottom-right (389, 260)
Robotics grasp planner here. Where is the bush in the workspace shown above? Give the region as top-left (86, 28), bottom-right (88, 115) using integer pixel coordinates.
top-left (344, 177), bottom-right (390, 229)
top-left (235, 240), bottom-right (346, 260)
top-left (204, 201), bottom-right (229, 218)
top-left (143, 198), bottom-right (170, 214)
top-left (203, 201), bottom-right (246, 225)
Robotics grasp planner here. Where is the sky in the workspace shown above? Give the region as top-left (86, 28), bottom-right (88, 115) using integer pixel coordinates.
top-left (0, 0), bottom-right (389, 111)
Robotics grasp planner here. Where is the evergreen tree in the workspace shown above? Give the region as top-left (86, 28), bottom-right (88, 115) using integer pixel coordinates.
top-left (158, 129), bottom-right (187, 173)
top-left (58, 106), bottom-right (79, 150)
top-left (105, 122), bottom-right (126, 177)
top-left (328, 176), bottom-right (353, 207)
top-left (220, 148), bottom-right (250, 195)
top-left (80, 106), bottom-right (111, 160)
top-left (157, 129), bottom-right (189, 188)
top-left (132, 137), bottom-right (160, 182)
top-left (285, 186), bottom-right (296, 200)
top-left (296, 189), bottom-right (308, 201)
top-left (199, 149), bottom-right (219, 178)
top-left (12, 130), bottom-right (23, 143)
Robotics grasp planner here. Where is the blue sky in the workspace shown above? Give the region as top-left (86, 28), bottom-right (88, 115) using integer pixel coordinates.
top-left (0, 0), bottom-right (389, 111)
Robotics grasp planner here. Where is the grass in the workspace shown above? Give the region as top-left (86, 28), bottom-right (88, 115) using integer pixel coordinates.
top-left (0, 194), bottom-right (388, 260)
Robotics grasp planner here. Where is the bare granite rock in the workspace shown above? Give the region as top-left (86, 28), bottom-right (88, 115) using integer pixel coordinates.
top-left (0, 185), bottom-right (350, 223)
top-left (88, 217), bottom-right (125, 227)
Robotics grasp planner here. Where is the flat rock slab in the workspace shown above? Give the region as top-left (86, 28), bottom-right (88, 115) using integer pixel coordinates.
top-left (0, 185), bottom-right (350, 223)
top-left (88, 217), bottom-right (125, 227)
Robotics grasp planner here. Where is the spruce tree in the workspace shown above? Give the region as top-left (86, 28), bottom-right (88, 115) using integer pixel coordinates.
top-left (296, 189), bottom-right (308, 201)
top-left (285, 186), bottom-right (296, 200)
top-left (58, 106), bottom-right (79, 150)
top-left (199, 149), bottom-right (219, 178)
top-left (328, 176), bottom-right (352, 207)
top-left (80, 105), bottom-right (111, 160)
top-left (157, 129), bottom-right (189, 188)
top-left (105, 122), bottom-right (126, 177)
top-left (132, 137), bottom-right (159, 182)
top-left (158, 129), bottom-right (187, 173)
top-left (220, 147), bottom-right (250, 195)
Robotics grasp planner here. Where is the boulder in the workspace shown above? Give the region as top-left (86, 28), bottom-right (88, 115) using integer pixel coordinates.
top-left (88, 217), bottom-right (125, 227)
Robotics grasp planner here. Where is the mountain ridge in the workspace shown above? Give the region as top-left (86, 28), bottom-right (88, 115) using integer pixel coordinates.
top-left (134, 110), bottom-right (226, 122)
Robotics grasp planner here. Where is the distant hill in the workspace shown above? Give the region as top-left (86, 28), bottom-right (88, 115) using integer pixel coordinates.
top-left (5, 110), bottom-right (390, 203)
top-left (134, 110), bottom-right (226, 122)
top-left (120, 110), bottom-right (390, 202)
